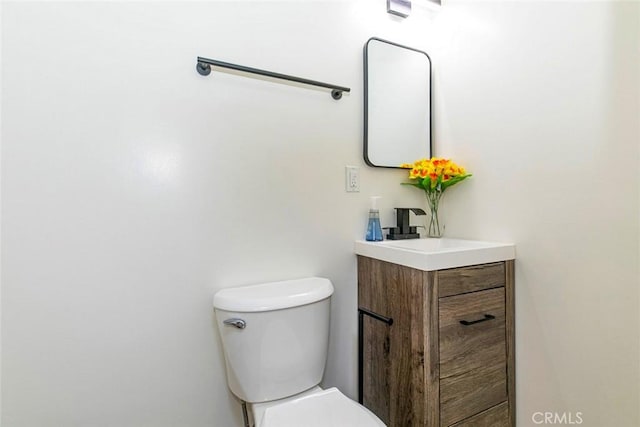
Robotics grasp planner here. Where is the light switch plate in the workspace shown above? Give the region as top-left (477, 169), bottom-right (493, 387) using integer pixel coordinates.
top-left (345, 166), bottom-right (360, 192)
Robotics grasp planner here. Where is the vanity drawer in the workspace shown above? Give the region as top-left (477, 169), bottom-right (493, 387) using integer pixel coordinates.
top-left (439, 287), bottom-right (506, 378)
top-left (449, 401), bottom-right (509, 427)
top-left (439, 287), bottom-right (508, 426)
top-left (438, 262), bottom-right (505, 297)
top-left (440, 363), bottom-right (507, 427)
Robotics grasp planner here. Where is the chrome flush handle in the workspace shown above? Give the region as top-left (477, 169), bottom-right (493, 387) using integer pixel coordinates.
top-left (223, 318), bottom-right (246, 329)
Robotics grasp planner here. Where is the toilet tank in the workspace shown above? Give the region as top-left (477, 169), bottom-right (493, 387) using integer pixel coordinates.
top-left (213, 277), bottom-right (334, 403)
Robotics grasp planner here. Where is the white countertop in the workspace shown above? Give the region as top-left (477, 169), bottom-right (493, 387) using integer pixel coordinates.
top-left (354, 238), bottom-right (515, 271)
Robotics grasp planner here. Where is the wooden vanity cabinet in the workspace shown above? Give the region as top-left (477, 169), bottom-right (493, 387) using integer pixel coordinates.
top-left (357, 257), bottom-right (515, 427)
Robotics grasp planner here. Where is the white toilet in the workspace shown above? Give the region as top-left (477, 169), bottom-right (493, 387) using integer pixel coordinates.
top-left (213, 277), bottom-right (385, 427)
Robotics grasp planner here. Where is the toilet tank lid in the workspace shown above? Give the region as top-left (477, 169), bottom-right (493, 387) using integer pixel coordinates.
top-left (213, 277), bottom-right (334, 312)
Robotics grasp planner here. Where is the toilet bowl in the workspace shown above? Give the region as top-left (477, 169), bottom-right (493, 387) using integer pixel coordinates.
top-left (253, 387), bottom-right (385, 427)
top-left (213, 277), bottom-right (385, 427)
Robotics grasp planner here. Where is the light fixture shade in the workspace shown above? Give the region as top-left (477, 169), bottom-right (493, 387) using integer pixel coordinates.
top-left (387, 0), bottom-right (411, 18)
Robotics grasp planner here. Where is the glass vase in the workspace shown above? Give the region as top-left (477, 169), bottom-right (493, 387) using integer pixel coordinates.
top-left (425, 190), bottom-right (444, 238)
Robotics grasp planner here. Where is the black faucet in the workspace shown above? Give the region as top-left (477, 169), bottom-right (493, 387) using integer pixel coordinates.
top-left (386, 208), bottom-right (426, 240)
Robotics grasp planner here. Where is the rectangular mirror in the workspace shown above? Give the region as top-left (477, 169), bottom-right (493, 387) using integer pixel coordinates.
top-left (364, 38), bottom-right (432, 168)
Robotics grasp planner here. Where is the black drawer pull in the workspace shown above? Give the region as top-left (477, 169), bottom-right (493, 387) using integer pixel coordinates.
top-left (460, 314), bottom-right (495, 326)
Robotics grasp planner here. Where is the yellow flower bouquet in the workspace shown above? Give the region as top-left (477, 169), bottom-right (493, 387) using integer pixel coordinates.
top-left (400, 158), bottom-right (472, 237)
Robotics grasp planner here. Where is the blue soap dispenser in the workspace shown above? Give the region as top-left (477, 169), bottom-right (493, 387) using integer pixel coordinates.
top-left (365, 196), bottom-right (384, 241)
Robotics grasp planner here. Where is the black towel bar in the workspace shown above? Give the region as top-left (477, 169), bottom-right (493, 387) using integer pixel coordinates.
top-left (196, 56), bottom-right (351, 100)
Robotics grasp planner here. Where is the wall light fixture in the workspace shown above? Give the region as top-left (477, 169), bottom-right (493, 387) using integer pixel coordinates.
top-left (387, 0), bottom-right (411, 18)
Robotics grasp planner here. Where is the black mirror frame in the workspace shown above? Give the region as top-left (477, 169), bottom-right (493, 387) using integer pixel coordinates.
top-left (363, 37), bottom-right (433, 169)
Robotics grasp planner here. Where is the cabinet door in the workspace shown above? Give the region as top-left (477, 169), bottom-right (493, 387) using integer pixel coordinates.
top-left (358, 256), bottom-right (433, 426)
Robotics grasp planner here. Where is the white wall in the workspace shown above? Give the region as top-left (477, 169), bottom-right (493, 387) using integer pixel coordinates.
top-left (1, 1), bottom-right (638, 427)
top-left (432, 2), bottom-right (640, 426)
top-left (0, 0), bottom-right (3, 419)
top-left (0, 1), bottom-right (430, 426)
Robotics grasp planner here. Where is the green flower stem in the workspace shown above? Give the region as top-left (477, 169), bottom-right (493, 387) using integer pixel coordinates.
top-left (425, 190), bottom-right (443, 238)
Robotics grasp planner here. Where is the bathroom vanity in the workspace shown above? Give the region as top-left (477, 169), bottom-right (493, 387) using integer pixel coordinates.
top-left (355, 238), bottom-right (516, 427)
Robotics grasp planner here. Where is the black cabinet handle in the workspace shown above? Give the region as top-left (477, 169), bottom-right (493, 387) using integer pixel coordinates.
top-left (358, 307), bottom-right (393, 404)
top-left (358, 307), bottom-right (393, 326)
top-left (460, 314), bottom-right (495, 326)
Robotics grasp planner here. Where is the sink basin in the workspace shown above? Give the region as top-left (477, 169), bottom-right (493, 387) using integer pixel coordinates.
top-left (354, 238), bottom-right (515, 271)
